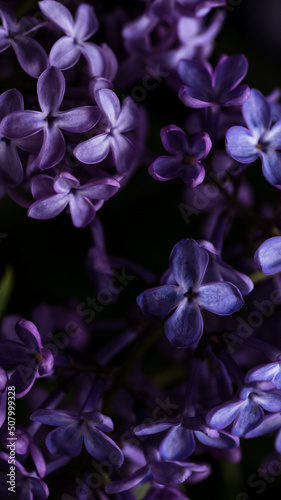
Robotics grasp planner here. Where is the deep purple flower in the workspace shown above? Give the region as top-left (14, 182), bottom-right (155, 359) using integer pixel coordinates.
top-left (246, 360), bottom-right (281, 389)
top-left (0, 66), bottom-right (100, 170)
top-left (31, 409), bottom-right (123, 467)
top-left (0, 319), bottom-right (54, 398)
top-left (74, 88), bottom-right (139, 173)
top-left (254, 236), bottom-right (281, 275)
top-left (137, 239), bottom-right (244, 348)
top-left (0, 2), bottom-right (48, 77)
top-left (226, 89), bottom-right (281, 186)
top-left (28, 172), bottom-right (120, 227)
top-left (207, 384), bottom-right (281, 436)
top-left (39, 1), bottom-right (117, 77)
top-left (178, 54), bottom-right (250, 108)
top-left (149, 125), bottom-right (211, 186)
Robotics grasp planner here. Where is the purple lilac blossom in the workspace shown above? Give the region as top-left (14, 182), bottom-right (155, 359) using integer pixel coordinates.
top-left (28, 172), bottom-right (120, 227)
top-left (137, 238), bottom-right (244, 347)
top-left (31, 409), bottom-right (124, 467)
top-left (226, 88), bottom-right (281, 186)
top-left (0, 2), bottom-right (48, 77)
top-left (0, 319), bottom-right (54, 398)
top-left (149, 125), bottom-right (211, 185)
top-left (38, 1), bottom-right (117, 78)
top-left (0, 66), bottom-right (100, 171)
top-left (178, 54), bottom-right (250, 108)
top-left (74, 88), bottom-right (139, 173)
top-left (254, 236), bottom-right (281, 275)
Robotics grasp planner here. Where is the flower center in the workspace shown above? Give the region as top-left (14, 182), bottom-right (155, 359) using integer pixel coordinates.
top-left (36, 352), bottom-right (43, 363)
top-left (184, 155), bottom-right (196, 165)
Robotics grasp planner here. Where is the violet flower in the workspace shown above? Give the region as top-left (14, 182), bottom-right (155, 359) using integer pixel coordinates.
top-left (0, 66), bottom-right (100, 170)
top-left (74, 88), bottom-right (139, 173)
top-left (39, 1), bottom-right (117, 77)
top-left (0, 319), bottom-right (54, 398)
top-left (226, 88), bottom-right (281, 186)
top-left (178, 54), bottom-right (250, 108)
top-left (137, 239), bottom-right (244, 348)
top-left (0, 1), bottom-right (47, 77)
top-left (149, 125), bottom-right (211, 186)
top-left (28, 172), bottom-right (120, 228)
top-left (254, 236), bottom-right (281, 275)
top-left (31, 409), bottom-right (124, 467)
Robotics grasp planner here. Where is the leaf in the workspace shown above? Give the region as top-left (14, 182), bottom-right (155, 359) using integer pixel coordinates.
top-left (0, 266), bottom-right (14, 318)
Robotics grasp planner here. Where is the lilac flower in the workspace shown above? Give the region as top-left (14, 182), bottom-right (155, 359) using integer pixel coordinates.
top-left (149, 125), bottom-right (211, 186)
top-left (137, 239), bottom-right (244, 348)
top-left (178, 54), bottom-right (250, 108)
top-left (28, 172), bottom-right (120, 227)
top-left (207, 385), bottom-right (281, 436)
top-left (0, 66), bottom-right (100, 170)
top-left (246, 360), bottom-right (281, 389)
top-left (31, 409), bottom-right (124, 467)
top-left (0, 319), bottom-right (54, 398)
top-left (226, 89), bottom-right (281, 186)
top-left (0, 453), bottom-right (49, 500)
top-left (134, 416), bottom-right (239, 461)
top-left (0, 2), bottom-right (48, 77)
top-left (254, 236), bottom-right (281, 275)
top-left (39, 1), bottom-right (117, 77)
top-left (105, 448), bottom-right (209, 493)
top-left (74, 88), bottom-right (139, 173)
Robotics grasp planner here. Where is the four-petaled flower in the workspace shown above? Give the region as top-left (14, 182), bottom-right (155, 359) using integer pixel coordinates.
top-left (31, 409), bottom-right (124, 467)
top-left (226, 89), bottom-right (281, 187)
top-left (28, 172), bottom-right (120, 228)
top-left (149, 125), bottom-right (211, 186)
top-left (137, 239), bottom-right (244, 348)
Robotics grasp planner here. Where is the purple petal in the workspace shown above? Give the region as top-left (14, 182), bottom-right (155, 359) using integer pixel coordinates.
top-left (194, 430), bottom-right (239, 449)
top-left (46, 423), bottom-right (83, 456)
top-left (29, 477), bottom-right (49, 500)
top-left (85, 412), bottom-right (114, 432)
top-left (246, 363), bottom-right (280, 385)
top-left (115, 97), bottom-right (139, 132)
top-left (38, 1), bottom-right (74, 35)
top-left (0, 340), bottom-right (31, 366)
top-left (161, 125), bottom-right (189, 155)
top-left (265, 119), bottom-right (281, 149)
top-left (243, 88), bottom-right (271, 136)
top-left (95, 88), bottom-right (120, 126)
top-left (31, 409), bottom-right (77, 426)
top-left (56, 106), bottom-right (100, 132)
top-left (77, 178), bottom-right (120, 200)
top-left (137, 285), bottom-right (183, 318)
top-left (28, 193), bottom-right (69, 220)
top-left (69, 195), bottom-right (96, 227)
top-left (49, 37), bottom-right (81, 70)
top-left (73, 134), bottom-right (110, 164)
top-left (54, 172), bottom-right (80, 193)
top-left (134, 419), bottom-right (177, 436)
top-left (73, 4), bottom-right (99, 41)
top-left (15, 319), bottom-right (42, 350)
top-left (31, 175), bottom-right (55, 199)
top-left (232, 399), bottom-right (264, 436)
top-left (81, 42), bottom-right (106, 77)
top-left (0, 110), bottom-right (44, 139)
top-left (29, 442), bottom-right (46, 478)
top-left (218, 263), bottom-right (254, 296)
top-left (12, 37), bottom-right (48, 78)
top-left (160, 426), bottom-right (195, 461)
top-left (181, 162), bottom-right (205, 187)
top-left (150, 461), bottom-right (192, 485)
top-left (9, 366), bottom-right (37, 398)
top-left (179, 86), bottom-right (213, 109)
top-left (245, 414), bottom-right (281, 438)
top-left (105, 466), bottom-right (149, 494)
top-left (169, 238), bottom-right (209, 290)
top-left (0, 35), bottom-right (11, 52)
top-left (83, 426), bottom-right (123, 467)
top-left (214, 54), bottom-right (248, 96)
top-left (36, 127), bottom-right (65, 170)
top-left (207, 400), bottom-right (243, 429)
top-left (38, 66), bottom-right (65, 115)
top-left (189, 132), bottom-right (212, 159)
top-left (225, 126), bottom-right (259, 164)
top-left (255, 237), bottom-right (281, 275)
top-left (149, 156), bottom-right (185, 181)
top-left (261, 150), bottom-right (281, 186)
top-left (110, 134), bottom-right (135, 173)
top-left (165, 300), bottom-right (203, 348)
top-left (122, 14), bottom-right (157, 39)
top-left (178, 59), bottom-right (212, 103)
top-left (254, 392), bottom-right (281, 413)
top-left (0, 140), bottom-right (23, 186)
top-left (220, 84), bottom-right (250, 107)
top-left (38, 348), bottom-right (54, 375)
top-left (198, 282), bottom-right (244, 315)
top-left (0, 89), bottom-right (23, 120)
top-left (0, 367), bottom-right (7, 392)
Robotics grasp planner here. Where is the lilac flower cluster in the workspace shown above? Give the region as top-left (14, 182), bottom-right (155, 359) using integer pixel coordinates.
top-left (0, 1), bottom-right (281, 500)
